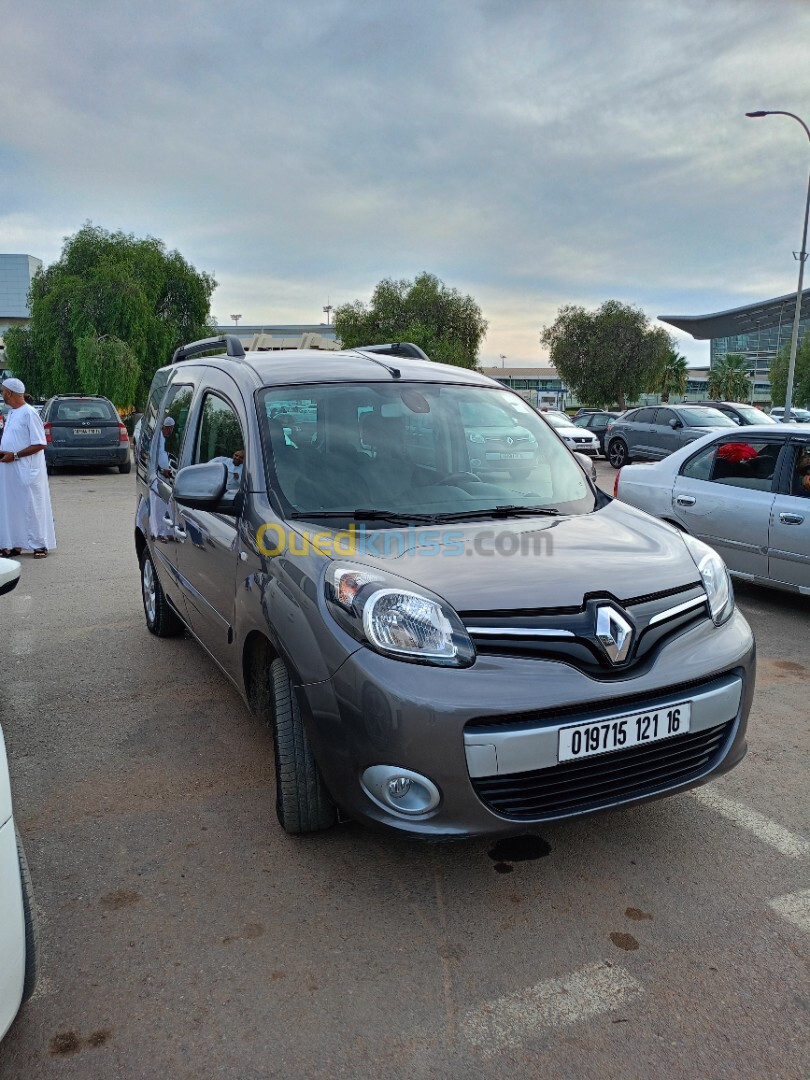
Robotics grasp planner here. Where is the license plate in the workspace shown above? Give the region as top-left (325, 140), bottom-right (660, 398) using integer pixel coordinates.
top-left (74, 428), bottom-right (101, 435)
top-left (558, 701), bottom-right (692, 763)
top-left (488, 452), bottom-right (532, 460)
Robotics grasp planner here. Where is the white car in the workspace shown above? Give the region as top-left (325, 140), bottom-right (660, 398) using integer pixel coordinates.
top-left (771, 406), bottom-right (810, 424)
top-left (541, 410), bottom-right (601, 456)
top-left (0, 558), bottom-right (39, 1040)
top-left (614, 424), bottom-right (810, 596)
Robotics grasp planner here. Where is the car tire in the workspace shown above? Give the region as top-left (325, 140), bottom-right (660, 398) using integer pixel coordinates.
top-left (15, 828), bottom-right (39, 1003)
top-left (608, 438), bottom-right (631, 469)
top-left (508, 466), bottom-right (532, 480)
top-left (119, 460), bottom-right (132, 475)
top-left (269, 658), bottom-right (336, 835)
top-left (141, 548), bottom-right (184, 637)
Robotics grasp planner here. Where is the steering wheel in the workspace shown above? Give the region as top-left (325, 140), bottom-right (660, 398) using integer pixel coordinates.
top-left (436, 471), bottom-right (483, 486)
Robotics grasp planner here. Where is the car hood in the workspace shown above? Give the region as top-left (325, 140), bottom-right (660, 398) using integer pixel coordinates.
top-left (333, 499), bottom-right (702, 612)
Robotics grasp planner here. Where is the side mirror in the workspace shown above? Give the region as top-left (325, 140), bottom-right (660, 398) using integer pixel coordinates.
top-left (669, 418), bottom-right (682, 429)
top-left (173, 461), bottom-right (233, 511)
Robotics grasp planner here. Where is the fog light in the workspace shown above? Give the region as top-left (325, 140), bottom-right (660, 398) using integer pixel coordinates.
top-left (387, 776), bottom-right (412, 800)
top-left (362, 765), bottom-right (441, 816)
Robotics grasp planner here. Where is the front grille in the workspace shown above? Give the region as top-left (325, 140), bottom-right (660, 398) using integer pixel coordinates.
top-left (471, 720), bottom-right (734, 820)
top-left (464, 589), bottom-right (708, 678)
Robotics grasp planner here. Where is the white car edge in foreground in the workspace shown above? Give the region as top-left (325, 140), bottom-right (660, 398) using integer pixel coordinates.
top-left (0, 557), bottom-right (39, 1041)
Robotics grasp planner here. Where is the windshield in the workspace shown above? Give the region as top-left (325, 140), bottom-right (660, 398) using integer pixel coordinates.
top-left (258, 383), bottom-right (594, 521)
top-left (735, 406), bottom-right (777, 425)
top-left (542, 412), bottom-right (574, 429)
top-left (680, 407), bottom-right (738, 427)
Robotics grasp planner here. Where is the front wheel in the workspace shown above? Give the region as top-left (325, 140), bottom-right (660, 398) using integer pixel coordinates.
top-left (268, 658), bottom-right (336, 834)
top-left (608, 439), bottom-right (631, 469)
top-left (141, 548), bottom-right (184, 637)
top-left (16, 829), bottom-right (39, 1002)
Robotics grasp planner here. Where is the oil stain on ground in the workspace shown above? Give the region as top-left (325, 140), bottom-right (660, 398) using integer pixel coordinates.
top-left (99, 889), bottom-right (142, 911)
top-left (625, 907), bottom-right (653, 921)
top-left (49, 1029), bottom-right (112, 1056)
top-left (488, 834), bottom-right (551, 873)
top-left (610, 932), bottom-right (640, 951)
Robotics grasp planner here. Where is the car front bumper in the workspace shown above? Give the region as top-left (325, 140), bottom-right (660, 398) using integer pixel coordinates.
top-left (299, 608), bottom-right (755, 839)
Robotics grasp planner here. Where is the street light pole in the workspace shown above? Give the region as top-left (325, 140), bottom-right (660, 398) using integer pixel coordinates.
top-left (746, 110), bottom-right (810, 420)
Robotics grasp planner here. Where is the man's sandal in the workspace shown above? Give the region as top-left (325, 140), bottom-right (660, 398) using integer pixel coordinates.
top-left (33, 549), bottom-right (48, 559)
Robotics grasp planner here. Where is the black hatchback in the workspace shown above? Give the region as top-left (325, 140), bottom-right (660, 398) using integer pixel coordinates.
top-left (42, 395), bottom-right (131, 473)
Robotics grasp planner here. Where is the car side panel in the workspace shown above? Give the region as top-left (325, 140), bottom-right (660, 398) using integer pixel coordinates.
top-left (768, 492), bottom-right (810, 589)
top-left (671, 475), bottom-right (771, 577)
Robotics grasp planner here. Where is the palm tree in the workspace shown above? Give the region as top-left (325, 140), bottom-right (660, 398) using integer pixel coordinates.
top-left (707, 353), bottom-right (751, 402)
top-left (657, 350), bottom-right (688, 402)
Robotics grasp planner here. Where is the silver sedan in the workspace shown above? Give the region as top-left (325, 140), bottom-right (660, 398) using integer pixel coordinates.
top-left (614, 424), bottom-right (810, 596)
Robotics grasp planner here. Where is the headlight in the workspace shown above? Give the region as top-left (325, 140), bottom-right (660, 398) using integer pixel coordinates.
top-left (682, 534), bottom-right (734, 625)
top-left (325, 564), bottom-right (476, 666)
top-left (468, 432), bottom-right (485, 444)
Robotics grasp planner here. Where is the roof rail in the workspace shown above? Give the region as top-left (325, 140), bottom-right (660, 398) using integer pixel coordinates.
top-left (171, 335), bottom-right (245, 364)
top-left (354, 342), bottom-right (432, 361)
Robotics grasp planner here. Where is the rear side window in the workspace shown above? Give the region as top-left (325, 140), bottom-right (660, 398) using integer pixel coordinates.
top-left (160, 385), bottom-right (194, 482)
top-left (682, 439), bottom-right (782, 490)
top-left (633, 408), bottom-right (657, 424)
top-left (138, 369), bottom-right (172, 467)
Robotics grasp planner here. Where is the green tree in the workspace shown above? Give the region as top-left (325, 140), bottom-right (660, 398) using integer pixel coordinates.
top-left (540, 300), bottom-right (672, 409)
top-left (334, 272), bottom-right (487, 369)
top-left (4, 223), bottom-right (216, 408)
top-left (656, 349), bottom-right (688, 402)
top-left (707, 353), bottom-right (752, 402)
top-left (768, 333), bottom-right (810, 409)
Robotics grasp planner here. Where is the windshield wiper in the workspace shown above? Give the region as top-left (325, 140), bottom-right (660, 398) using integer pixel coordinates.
top-left (430, 505), bottom-right (560, 523)
top-left (288, 509), bottom-right (438, 524)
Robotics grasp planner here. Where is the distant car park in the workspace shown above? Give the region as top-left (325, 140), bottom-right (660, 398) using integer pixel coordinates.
top-left (690, 401), bottom-right (777, 426)
top-left (614, 424), bottom-right (810, 595)
top-left (606, 405), bottom-right (738, 468)
top-left (771, 406), bottom-right (810, 423)
top-left (540, 410), bottom-right (600, 456)
top-left (572, 410), bottom-right (621, 454)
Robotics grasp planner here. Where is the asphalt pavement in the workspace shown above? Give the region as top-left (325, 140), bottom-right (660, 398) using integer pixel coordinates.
top-left (0, 463), bottom-right (807, 1079)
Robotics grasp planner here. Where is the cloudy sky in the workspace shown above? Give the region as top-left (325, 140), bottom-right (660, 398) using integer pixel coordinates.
top-left (2, 0), bottom-right (810, 368)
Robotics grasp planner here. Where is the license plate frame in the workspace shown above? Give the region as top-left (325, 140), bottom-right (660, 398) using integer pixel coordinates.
top-left (558, 701), bottom-right (692, 763)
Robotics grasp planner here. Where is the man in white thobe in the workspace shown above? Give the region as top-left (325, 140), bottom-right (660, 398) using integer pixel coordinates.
top-left (149, 417), bottom-right (176, 541)
top-left (0, 377), bottom-right (56, 558)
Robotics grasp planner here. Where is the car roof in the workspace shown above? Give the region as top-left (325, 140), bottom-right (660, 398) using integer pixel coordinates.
top-left (163, 347), bottom-right (504, 391)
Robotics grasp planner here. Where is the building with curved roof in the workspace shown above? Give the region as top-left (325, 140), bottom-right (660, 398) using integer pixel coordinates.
top-left (660, 288), bottom-right (810, 380)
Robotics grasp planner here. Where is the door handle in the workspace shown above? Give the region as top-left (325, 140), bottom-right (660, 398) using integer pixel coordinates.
top-left (779, 513), bottom-right (805, 525)
top-left (174, 525), bottom-right (187, 542)
top-left (676, 495), bottom-right (696, 506)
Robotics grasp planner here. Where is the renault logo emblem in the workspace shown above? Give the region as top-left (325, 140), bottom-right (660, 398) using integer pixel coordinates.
top-left (506, 436), bottom-right (514, 446)
top-left (595, 606), bottom-right (633, 664)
